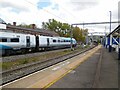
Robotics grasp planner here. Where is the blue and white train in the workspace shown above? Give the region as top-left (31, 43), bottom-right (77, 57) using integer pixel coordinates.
top-left (0, 31), bottom-right (77, 55)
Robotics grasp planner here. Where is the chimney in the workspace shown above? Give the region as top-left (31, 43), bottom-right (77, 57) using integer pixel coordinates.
top-left (13, 22), bottom-right (16, 26)
top-left (32, 24), bottom-right (35, 29)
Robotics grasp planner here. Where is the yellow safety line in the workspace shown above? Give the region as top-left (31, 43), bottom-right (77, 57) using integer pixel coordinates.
top-left (41, 45), bottom-right (101, 89)
top-left (42, 61), bottom-right (85, 90)
top-left (42, 48), bottom-right (99, 89)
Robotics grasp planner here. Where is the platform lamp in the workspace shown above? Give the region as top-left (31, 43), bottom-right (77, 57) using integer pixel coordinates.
top-left (109, 11), bottom-right (112, 52)
top-left (118, 1), bottom-right (120, 60)
top-left (70, 24), bottom-right (73, 51)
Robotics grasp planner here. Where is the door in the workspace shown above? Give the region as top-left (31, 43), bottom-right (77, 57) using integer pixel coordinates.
top-left (36, 36), bottom-right (39, 50)
top-left (47, 38), bottom-right (49, 46)
top-left (26, 36), bottom-right (30, 47)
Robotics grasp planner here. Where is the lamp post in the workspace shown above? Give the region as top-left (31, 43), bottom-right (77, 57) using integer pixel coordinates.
top-left (109, 11), bottom-right (112, 33)
top-left (70, 25), bottom-right (73, 51)
top-left (109, 11), bottom-right (112, 52)
top-left (118, 30), bottom-right (120, 60)
top-left (104, 26), bottom-right (107, 48)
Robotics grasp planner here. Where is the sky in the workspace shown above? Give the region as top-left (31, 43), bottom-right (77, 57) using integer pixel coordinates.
top-left (0, 0), bottom-right (119, 34)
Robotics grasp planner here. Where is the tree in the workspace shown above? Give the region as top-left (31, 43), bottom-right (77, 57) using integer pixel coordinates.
top-left (42, 19), bottom-right (71, 37)
top-left (42, 22), bottom-right (47, 29)
top-left (17, 23), bottom-right (37, 29)
top-left (42, 19), bottom-right (88, 43)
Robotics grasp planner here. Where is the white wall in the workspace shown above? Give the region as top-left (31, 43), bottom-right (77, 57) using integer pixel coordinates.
top-left (112, 44), bottom-right (119, 52)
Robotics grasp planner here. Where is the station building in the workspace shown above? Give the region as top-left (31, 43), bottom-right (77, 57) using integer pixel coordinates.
top-left (105, 25), bottom-right (120, 60)
top-left (0, 18), bottom-right (59, 37)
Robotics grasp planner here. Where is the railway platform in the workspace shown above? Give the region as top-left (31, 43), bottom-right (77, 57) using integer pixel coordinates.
top-left (1, 45), bottom-right (119, 89)
top-left (49, 46), bottom-right (119, 88)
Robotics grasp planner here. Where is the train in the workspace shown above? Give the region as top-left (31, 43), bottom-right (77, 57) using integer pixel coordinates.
top-left (0, 31), bottom-right (77, 55)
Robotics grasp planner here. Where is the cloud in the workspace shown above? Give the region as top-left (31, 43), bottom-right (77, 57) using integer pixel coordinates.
top-left (69, 0), bottom-right (99, 11)
top-left (52, 4), bottom-right (59, 10)
top-left (112, 10), bottom-right (118, 20)
top-left (0, 0), bottom-right (29, 13)
top-left (0, 0), bottom-right (119, 33)
top-left (118, 1), bottom-right (120, 21)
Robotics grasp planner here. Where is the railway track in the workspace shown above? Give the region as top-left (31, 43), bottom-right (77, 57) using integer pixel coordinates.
top-left (1, 46), bottom-right (95, 85)
top-left (2, 48), bottom-right (74, 62)
top-left (2, 45), bottom-right (82, 62)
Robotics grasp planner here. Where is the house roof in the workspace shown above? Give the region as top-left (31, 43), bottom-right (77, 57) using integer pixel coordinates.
top-left (6, 25), bottom-right (59, 36)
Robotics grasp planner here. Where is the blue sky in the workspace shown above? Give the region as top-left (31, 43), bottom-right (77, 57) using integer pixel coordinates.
top-left (37, 0), bottom-right (52, 9)
top-left (37, 0), bottom-right (59, 10)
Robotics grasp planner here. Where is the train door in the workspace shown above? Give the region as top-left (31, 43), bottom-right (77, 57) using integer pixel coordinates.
top-left (26, 36), bottom-right (30, 47)
top-left (36, 36), bottom-right (39, 50)
top-left (47, 38), bottom-right (49, 46)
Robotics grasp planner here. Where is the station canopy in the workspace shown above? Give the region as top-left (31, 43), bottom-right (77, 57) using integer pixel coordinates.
top-left (107, 25), bottom-right (120, 37)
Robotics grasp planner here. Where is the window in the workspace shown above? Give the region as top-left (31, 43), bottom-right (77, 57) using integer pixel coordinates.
top-left (53, 40), bottom-right (56, 42)
top-left (11, 38), bottom-right (19, 42)
top-left (27, 39), bottom-right (30, 43)
top-left (58, 40), bottom-right (60, 42)
top-left (2, 38), bottom-right (7, 42)
top-left (0, 38), bottom-right (7, 42)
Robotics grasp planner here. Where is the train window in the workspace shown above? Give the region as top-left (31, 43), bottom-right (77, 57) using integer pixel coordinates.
top-left (61, 40), bottom-right (64, 42)
top-left (58, 40), bottom-right (60, 42)
top-left (53, 40), bottom-right (56, 42)
top-left (67, 40), bottom-right (69, 42)
top-left (16, 35), bottom-right (20, 37)
top-left (0, 38), bottom-right (7, 42)
top-left (11, 38), bottom-right (19, 42)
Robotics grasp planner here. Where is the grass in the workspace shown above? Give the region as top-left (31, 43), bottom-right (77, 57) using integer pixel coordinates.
top-left (1, 45), bottom-right (89, 71)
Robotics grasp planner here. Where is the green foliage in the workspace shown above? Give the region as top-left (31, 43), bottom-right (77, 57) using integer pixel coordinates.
top-left (42, 19), bottom-right (71, 37)
top-left (2, 50), bottom-right (72, 70)
top-left (17, 23), bottom-right (37, 29)
top-left (20, 59), bottom-right (29, 64)
top-left (42, 19), bottom-right (88, 43)
top-left (72, 27), bottom-right (87, 43)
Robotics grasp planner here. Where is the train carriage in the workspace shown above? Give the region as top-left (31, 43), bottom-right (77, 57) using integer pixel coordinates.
top-left (0, 31), bottom-right (77, 55)
top-left (0, 31), bottom-right (36, 55)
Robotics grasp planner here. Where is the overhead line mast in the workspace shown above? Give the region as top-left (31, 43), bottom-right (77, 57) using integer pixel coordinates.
top-left (72, 21), bottom-right (120, 25)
